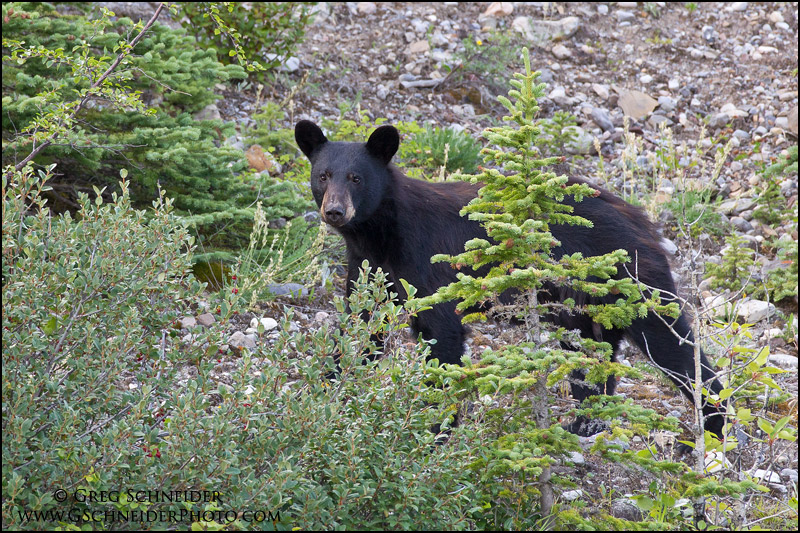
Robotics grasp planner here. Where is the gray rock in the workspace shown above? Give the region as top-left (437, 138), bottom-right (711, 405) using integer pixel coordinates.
top-left (561, 489), bottom-right (583, 501)
top-left (768, 353), bottom-right (798, 369)
top-left (733, 129), bottom-right (750, 141)
top-left (266, 283), bottom-right (309, 298)
top-left (591, 107), bottom-right (615, 132)
top-left (284, 57), bottom-right (301, 72)
top-left (657, 96), bottom-right (677, 113)
top-left (611, 499), bottom-right (644, 521)
top-left (564, 126), bottom-right (595, 155)
top-left (551, 43), bottom-right (572, 59)
top-left (376, 84), bottom-right (389, 101)
top-left (730, 216), bottom-right (753, 232)
top-left (180, 316), bottom-right (197, 329)
top-left (512, 16), bottom-right (580, 47)
top-left (303, 211), bottom-right (321, 224)
top-left (661, 238), bottom-right (678, 255)
top-left (194, 103), bottom-right (221, 121)
top-left (647, 114), bottom-right (673, 129)
top-left (197, 313), bottom-right (216, 327)
top-left (708, 113), bottom-right (730, 129)
top-left (736, 300), bottom-right (775, 323)
top-left (702, 25), bottom-right (717, 44)
top-left (228, 331), bottom-right (257, 351)
top-left (781, 469), bottom-right (798, 483)
top-left (616, 10), bottom-right (636, 23)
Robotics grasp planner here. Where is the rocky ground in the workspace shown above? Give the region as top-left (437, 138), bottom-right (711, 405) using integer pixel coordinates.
top-left (116, 0), bottom-right (799, 523)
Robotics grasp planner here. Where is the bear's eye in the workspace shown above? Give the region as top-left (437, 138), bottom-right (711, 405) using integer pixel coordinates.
top-left (319, 172), bottom-right (329, 182)
top-left (349, 174), bottom-right (361, 184)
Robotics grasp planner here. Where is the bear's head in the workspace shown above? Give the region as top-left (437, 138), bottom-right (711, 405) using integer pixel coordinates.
top-left (295, 120), bottom-right (399, 228)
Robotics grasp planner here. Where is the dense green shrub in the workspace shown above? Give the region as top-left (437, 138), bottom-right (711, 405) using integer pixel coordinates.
top-left (2, 165), bottom-right (480, 529)
top-left (2, 164), bottom-right (205, 529)
top-left (411, 125), bottom-right (482, 174)
top-left (180, 2), bottom-right (315, 72)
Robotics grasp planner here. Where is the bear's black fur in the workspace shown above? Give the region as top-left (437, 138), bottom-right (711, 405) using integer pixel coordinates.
top-left (295, 120), bottom-right (725, 438)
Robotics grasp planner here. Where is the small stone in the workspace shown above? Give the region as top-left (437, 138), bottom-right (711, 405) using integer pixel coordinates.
top-left (618, 89), bottom-right (658, 120)
top-left (512, 16), bottom-right (580, 47)
top-left (769, 353), bottom-right (798, 369)
top-left (736, 300), bottom-right (776, 323)
top-left (551, 43), bottom-right (572, 59)
top-left (639, 73), bottom-right (653, 84)
top-left (768, 11), bottom-right (784, 23)
top-left (356, 2), bottom-right (377, 15)
top-left (611, 499), bottom-right (644, 521)
top-left (592, 83), bottom-right (610, 100)
top-left (249, 317), bottom-right (278, 332)
top-left (283, 57), bottom-right (300, 72)
top-left (708, 113), bottom-right (730, 129)
top-left (788, 106), bottom-right (798, 135)
top-left (180, 316), bottom-right (197, 329)
top-left (228, 331), bottom-right (257, 351)
top-left (658, 96), bottom-right (677, 113)
top-left (781, 469), bottom-right (798, 483)
top-left (194, 103), bottom-right (221, 121)
top-left (376, 84), bottom-right (389, 101)
top-left (407, 40), bottom-right (430, 54)
top-left (732, 129), bottom-right (750, 141)
top-left (727, 2), bottom-right (748, 12)
top-left (197, 313), bottom-right (215, 327)
top-left (730, 216), bottom-right (753, 232)
top-left (561, 490), bottom-right (583, 502)
top-left (647, 114), bottom-right (673, 129)
top-left (616, 10), bottom-right (636, 23)
top-left (590, 107), bottom-right (614, 132)
top-left (479, 2), bottom-right (514, 20)
top-left (266, 283), bottom-right (308, 298)
top-left (660, 238), bottom-right (678, 255)
top-left (668, 78), bottom-right (680, 90)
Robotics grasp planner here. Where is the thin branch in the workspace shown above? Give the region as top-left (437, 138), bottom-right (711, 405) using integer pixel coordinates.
top-left (12, 2), bottom-right (166, 172)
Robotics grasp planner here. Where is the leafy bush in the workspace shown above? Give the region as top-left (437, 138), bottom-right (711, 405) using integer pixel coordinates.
top-left (2, 167), bottom-right (481, 529)
top-left (2, 164), bottom-right (205, 529)
top-left (411, 125), bottom-right (482, 174)
top-left (180, 3), bottom-right (315, 72)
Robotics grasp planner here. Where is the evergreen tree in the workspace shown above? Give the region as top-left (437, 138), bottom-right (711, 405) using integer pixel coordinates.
top-left (410, 48), bottom-right (683, 529)
top-left (1, 3), bottom-right (311, 252)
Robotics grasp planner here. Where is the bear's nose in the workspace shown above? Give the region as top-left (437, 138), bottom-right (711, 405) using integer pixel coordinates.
top-left (325, 207), bottom-right (345, 225)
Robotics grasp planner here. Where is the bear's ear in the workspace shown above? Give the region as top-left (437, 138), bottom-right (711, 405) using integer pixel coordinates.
top-left (295, 120), bottom-right (328, 160)
top-left (366, 125), bottom-right (399, 165)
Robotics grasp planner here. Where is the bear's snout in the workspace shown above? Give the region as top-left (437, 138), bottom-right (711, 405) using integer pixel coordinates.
top-left (321, 188), bottom-right (355, 227)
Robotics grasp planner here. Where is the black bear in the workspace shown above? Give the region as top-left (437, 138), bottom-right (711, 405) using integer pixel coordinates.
top-left (295, 120), bottom-right (725, 438)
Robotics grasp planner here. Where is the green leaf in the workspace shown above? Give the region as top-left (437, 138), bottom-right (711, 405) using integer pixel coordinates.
top-left (42, 316), bottom-right (58, 335)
